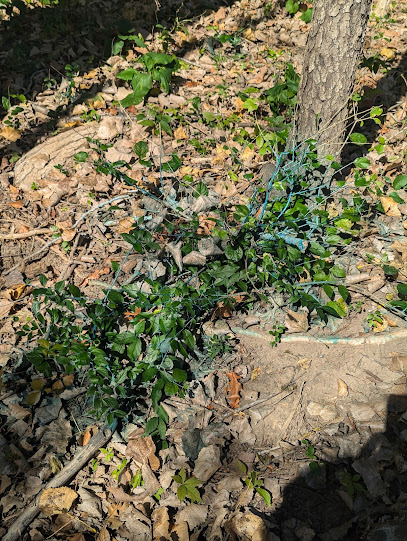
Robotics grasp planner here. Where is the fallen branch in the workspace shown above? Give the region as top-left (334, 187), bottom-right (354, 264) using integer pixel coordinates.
top-left (0, 228), bottom-right (53, 240)
top-left (2, 423), bottom-right (115, 541)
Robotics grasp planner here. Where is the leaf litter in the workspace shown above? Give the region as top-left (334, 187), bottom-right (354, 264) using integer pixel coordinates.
top-left (1, 0), bottom-right (407, 539)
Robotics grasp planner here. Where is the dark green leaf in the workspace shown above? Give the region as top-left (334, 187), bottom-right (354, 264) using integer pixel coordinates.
top-left (349, 132), bottom-right (367, 145)
top-left (383, 265), bottom-right (398, 276)
top-left (393, 175), bottom-right (407, 190)
top-left (145, 416), bottom-right (159, 435)
top-left (354, 157), bottom-right (370, 169)
top-left (172, 368), bottom-right (187, 382)
top-left (162, 154), bottom-right (182, 173)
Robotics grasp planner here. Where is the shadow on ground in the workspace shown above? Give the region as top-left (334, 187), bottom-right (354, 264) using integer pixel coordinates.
top-left (258, 393), bottom-right (407, 540)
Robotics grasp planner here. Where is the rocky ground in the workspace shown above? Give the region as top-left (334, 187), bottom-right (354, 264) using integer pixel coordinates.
top-left (1, 0), bottom-right (407, 539)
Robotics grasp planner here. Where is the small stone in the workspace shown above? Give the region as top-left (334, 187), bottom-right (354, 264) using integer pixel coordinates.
top-left (197, 238), bottom-right (223, 257)
top-left (319, 405), bottom-right (338, 422)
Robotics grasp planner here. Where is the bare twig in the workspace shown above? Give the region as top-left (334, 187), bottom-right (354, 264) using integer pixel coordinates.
top-left (0, 228), bottom-right (53, 240)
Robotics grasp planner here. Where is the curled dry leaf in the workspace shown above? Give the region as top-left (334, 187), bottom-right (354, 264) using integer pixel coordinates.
top-left (39, 487), bottom-right (78, 516)
top-left (226, 372), bottom-right (242, 409)
top-left (337, 378), bottom-right (348, 397)
top-left (183, 251), bottom-right (207, 266)
top-left (80, 266), bottom-right (110, 287)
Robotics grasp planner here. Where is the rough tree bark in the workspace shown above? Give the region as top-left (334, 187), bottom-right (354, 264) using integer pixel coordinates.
top-left (292, 0), bottom-right (373, 158)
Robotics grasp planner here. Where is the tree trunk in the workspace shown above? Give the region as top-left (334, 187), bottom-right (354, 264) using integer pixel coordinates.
top-left (292, 0), bottom-right (373, 159)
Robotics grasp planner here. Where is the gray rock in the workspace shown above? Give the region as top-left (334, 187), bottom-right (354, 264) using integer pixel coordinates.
top-left (349, 402), bottom-right (377, 422)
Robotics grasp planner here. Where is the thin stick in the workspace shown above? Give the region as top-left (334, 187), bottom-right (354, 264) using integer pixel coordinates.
top-left (0, 228), bottom-right (53, 240)
top-left (2, 423), bottom-right (115, 541)
top-left (216, 389), bottom-right (294, 422)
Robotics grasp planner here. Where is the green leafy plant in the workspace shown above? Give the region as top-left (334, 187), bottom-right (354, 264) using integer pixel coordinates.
top-left (236, 460), bottom-right (271, 506)
top-left (269, 324), bottom-right (287, 346)
top-left (301, 439), bottom-right (320, 472)
top-left (172, 468), bottom-right (203, 503)
top-left (117, 53), bottom-right (180, 108)
top-left (338, 470), bottom-right (365, 496)
top-left (100, 447), bottom-right (114, 463)
top-left (366, 309), bottom-right (384, 329)
top-left (112, 457), bottom-right (128, 481)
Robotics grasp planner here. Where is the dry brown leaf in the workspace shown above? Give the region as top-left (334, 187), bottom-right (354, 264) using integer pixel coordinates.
top-left (380, 196), bottom-right (401, 217)
top-left (380, 47), bottom-right (395, 59)
top-left (174, 126), bottom-right (188, 140)
top-left (241, 145), bottom-right (255, 164)
top-left (9, 184), bottom-right (19, 195)
top-left (171, 521), bottom-right (189, 541)
top-left (126, 428), bottom-right (160, 471)
top-left (250, 367), bottom-right (261, 381)
top-left (297, 358), bottom-right (311, 370)
top-left (18, 225), bottom-right (29, 233)
top-left (383, 314), bottom-right (398, 327)
top-left (96, 525), bottom-right (111, 541)
top-left (8, 200), bottom-right (24, 209)
top-left (39, 487), bottom-right (78, 516)
top-left (284, 309), bottom-right (309, 333)
top-left (213, 145), bottom-right (231, 165)
top-left (0, 299), bottom-right (14, 319)
top-left (80, 266), bottom-right (110, 286)
top-left (118, 217), bottom-right (135, 234)
top-left (226, 372), bottom-right (242, 409)
top-left (152, 507), bottom-right (170, 540)
top-left (373, 317), bottom-right (388, 333)
top-left (67, 534), bottom-right (87, 541)
top-left (106, 485), bottom-right (144, 502)
top-left (50, 455), bottom-right (63, 474)
top-left (1, 126), bottom-right (21, 141)
top-left (31, 378), bottom-right (45, 390)
top-left (82, 428), bottom-right (92, 446)
top-left (62, 374), bottom-right (74, 387)
top-left (337, 378), bottom-right (348, 397)
top-left (5, 283), bottom-right (26, 301)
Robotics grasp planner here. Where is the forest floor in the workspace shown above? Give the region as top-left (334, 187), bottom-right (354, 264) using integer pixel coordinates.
top-left (1, 0), bottom-right (407, 539)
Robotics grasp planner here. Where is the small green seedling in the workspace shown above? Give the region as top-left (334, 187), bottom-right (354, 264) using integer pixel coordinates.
top-left (172, 468), bottom-right (203, 503)
top-left (269, 324), bottom-right (286, 346)
top-left (130, 469), bottom-right (143, 489)
top-left (236, 460), bottom-right (271, 506)
top-left (366, 309), bottom-right (384, 329)
top-left (100, 447), bottom-right (114, 463)
top-left (338, 470), bottom-right (365, 496)
top-left (301, 439), bottom-right (320, 472)
top-left (112, 457), bottom-right (127, 481)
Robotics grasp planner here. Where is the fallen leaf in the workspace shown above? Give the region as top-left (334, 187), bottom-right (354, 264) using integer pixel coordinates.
top-left (39, 487), bottom-right (78, 516)
top-left (380, 196), bottom-right (401, 217)
top-left (284, 309), bottom-right (309, 333)
top-left (80, 266), bottom-right (110, 287)
top-left (126, 428), bottom-right (160, 471)
top-left (170, 521), bottom-right (189, 541)
top-left (0, 299), bottom-right (14, 319)
top-left (26, 390), bottom-right (42, 406)
top-left (250, 367), bottom-right (261, 380)
top-left (5, 283), bottom-right (26, 301)
top-left (82, 428), bottom-right (92, 446)
top-left (31, 378), bottom-right (45, 390)
top-left (152, 507), bottom-right (170, 540)
top-left (96, 525), bottom-right (110, 541)
top-left (174, 126), bottom-right (188, 140)
top-left (337, 378), bottom-right (348, 397)
top-left (106, 485), bottom-right (144, 502)
top-left (380, 47), bottom-right (395, 59)
top-left (213, 145), bottom-right (231, 165)
top-left (62, 374), bottom-right (74, 387)
top-left (226, 372), bottom-right (242, 409)
top-left (241, 145), bottom-right (255, 164)
top-left (8, 200), bottom-right (24, 209)
top-left (118, 217), bottom-right (135, 234)
top-left (50, 456), bottom-right (63, 474)
top-left (383, 314), bottom-right (398, 327)
top-left (1, 126), bottom-right (21, 141)
top-left (123, 307), bottom-right (142, 321)
top-left (373, 317), bottom-right (388, 333)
